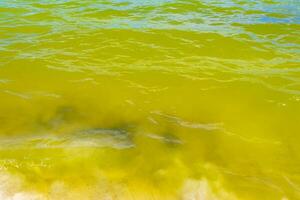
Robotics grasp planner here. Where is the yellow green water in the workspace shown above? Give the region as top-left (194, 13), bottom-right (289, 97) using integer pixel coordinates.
top-left (0, 0), bottom-right (300, 199)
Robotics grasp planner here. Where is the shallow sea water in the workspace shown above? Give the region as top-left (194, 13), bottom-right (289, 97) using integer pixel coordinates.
top-left (0, 0), bottom-right (300, 199)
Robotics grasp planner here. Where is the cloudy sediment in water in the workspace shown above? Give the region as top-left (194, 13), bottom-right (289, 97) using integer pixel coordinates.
top-left (0, 0), bottom-right (300, 199)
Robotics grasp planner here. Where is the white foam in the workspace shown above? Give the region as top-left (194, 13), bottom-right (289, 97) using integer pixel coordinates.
top-left (0, 171), bottom-right (44, 200)
top-left (182, 179), bottom-right (238, 200)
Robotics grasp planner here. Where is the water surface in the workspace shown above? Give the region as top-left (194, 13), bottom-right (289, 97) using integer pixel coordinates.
top-left (0, 0), bottom-right (300, 199)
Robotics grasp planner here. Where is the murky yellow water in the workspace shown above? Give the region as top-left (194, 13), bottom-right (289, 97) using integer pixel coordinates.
top-left (0, 0), bottom-right (300, 199)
